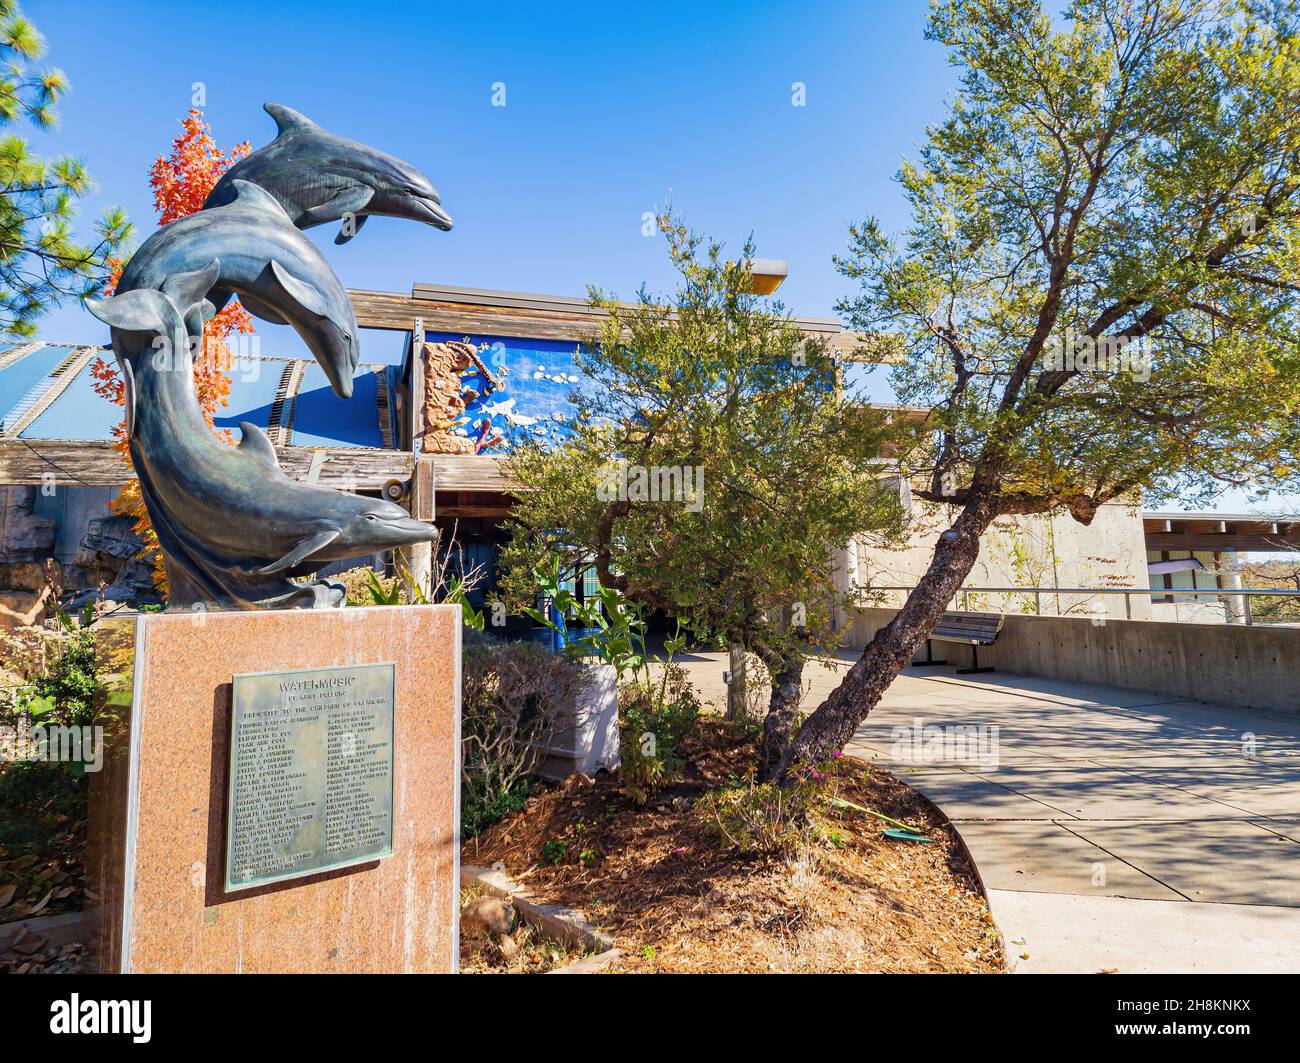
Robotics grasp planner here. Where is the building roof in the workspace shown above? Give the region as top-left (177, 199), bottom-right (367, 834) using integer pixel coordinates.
top-left (1142, 510), bottom-right (1300, 552)
top-left (0, 341), bottom-right (398, 449)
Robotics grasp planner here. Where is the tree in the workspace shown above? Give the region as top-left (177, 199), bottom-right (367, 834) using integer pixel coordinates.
top-left (499, 215), bottom-right (902, 772)
top-left (90, 110), bottom-right (252, 592)
top-left (0, 0), bottom-right (130, 337)
top-left (772, 0), bottom-right (1300, 778)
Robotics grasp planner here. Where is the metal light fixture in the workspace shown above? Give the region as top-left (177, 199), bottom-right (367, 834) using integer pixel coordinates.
top-left (740, 257), bottom-right (789, 295)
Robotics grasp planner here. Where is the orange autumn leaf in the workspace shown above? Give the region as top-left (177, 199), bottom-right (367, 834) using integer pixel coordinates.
top-left (91, 110), bottom-right (255, 593)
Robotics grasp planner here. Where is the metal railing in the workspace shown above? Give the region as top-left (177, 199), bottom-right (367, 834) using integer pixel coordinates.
top-left (866, 585), bottom-right (1300, 626)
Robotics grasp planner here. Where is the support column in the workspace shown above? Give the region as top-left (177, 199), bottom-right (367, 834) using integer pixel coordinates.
top-left (397, 456), bottom-right (436, 600)
top-left (725, 643), bottom-right (748, 721)
top-left (1219, 548), bottom-right (1246, 624)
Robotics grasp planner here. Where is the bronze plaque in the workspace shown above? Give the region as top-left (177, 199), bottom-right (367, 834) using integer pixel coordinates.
top-left (225, 662), bottom-right (395, 892)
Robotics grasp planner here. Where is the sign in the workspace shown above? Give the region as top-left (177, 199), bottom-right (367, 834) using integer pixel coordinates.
top-left (225, 663), bottom-right (394, 892)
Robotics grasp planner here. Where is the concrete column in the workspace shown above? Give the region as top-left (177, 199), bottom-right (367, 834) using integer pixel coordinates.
top-left (830, 538), bottom-right (860, 636)
top-left (1219, 548), bottom-right (1246, 624)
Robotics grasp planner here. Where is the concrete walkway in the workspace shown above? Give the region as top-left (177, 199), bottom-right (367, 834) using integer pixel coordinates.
top-left (672, 650), bottom-right (1300, 973)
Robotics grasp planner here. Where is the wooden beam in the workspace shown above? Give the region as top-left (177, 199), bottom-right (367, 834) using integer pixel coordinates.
top-left (410, 454), bottom-right (436, 521)
top-left (349, 287), bottom-right (850, 345)
top-left (433, 491), bottom-right (514, 518)
top-left (425, 453), bottom-right (517, 491)
top-left (0, 439), bottom-right (415, 491)
top-left (1144, 531), bottom-right (1300, 552)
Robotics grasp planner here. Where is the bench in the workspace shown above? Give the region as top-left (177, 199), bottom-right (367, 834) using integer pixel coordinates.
top-left (913, 611), bottom-right (1004, 674)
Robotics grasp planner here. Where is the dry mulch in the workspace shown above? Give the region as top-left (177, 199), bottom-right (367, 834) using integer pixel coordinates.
top-left (0, 782), bottom-right (86, 927)
top-left (464, 722), bottom-right (1006, 973)
top-left (1, 930), bottom-right (85, 974)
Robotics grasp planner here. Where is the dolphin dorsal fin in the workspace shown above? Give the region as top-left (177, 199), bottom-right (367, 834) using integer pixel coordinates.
top-left (237, 421), bottom-right (281, 468)
top-left (264, 103), bottom-right (318, 137)
top-left (259, 259), bottom-right (329, 318)
top-left (228, 179), bottom-right (291, 220)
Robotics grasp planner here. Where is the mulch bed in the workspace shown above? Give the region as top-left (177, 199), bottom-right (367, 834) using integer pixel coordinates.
top-left (463, 722), bottom-right (1006, 973)
top-left (0, 780), bottom-right (86, 927)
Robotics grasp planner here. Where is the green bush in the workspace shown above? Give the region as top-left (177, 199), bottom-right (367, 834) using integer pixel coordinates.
top-left (698, 763), bottom-right (834, 857)
top-left (460, 774), bottom-right (531, 841)
top-left (460, 634), bottom-right (588, 838)
top-left (0, 614), bottom-right (98, 824)
top-left (618, 663), bottom-right (700, 803)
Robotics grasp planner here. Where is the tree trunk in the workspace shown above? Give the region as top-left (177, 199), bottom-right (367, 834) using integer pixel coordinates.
top-left (760, 655), bottom-right (805, 777)
top-left (765, 498), bottom-right (996, 781)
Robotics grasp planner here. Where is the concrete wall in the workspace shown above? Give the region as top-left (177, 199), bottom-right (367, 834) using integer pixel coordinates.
top-left (852, 499), bottom-right (1151, 621)
top-left (849, 606), bottom-right (1300, 715)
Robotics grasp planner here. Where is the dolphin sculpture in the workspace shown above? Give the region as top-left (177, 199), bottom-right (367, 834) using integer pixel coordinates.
top-left (204, 103), bottom-right (453, 245)
top-left (85, 263), bottom-right (437, 610)
top-left (116, 179), bottom-right (360, 398)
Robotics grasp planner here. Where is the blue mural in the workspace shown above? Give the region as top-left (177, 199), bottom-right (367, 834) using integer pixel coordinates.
top-left (425, 331), bottom-right (596, 453)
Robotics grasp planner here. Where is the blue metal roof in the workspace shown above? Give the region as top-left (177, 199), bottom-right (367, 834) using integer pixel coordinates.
top-left (288, 362), bottom-right (386, 449)
top-left (0, 342), bottom-right (397, 450)
top-left (212, 357), bottom-right (285, 436)
top-left (0, 344), bottom-right (90, 433)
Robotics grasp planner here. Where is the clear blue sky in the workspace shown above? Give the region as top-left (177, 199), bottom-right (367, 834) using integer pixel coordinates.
top-left (21, 0), bottom-right (1292, 513)
top-left (27, 0), bottom-right (950, 369)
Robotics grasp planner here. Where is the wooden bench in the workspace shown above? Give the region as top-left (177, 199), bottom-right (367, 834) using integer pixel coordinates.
top-left (913, 611), bottom-right (1004, 674)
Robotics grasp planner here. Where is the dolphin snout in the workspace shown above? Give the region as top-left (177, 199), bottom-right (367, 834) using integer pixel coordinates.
top-left (414, 195), bottom-right (453, 231)
top-left (324, 359), bottom-right (355, 400)
top-left (385, 515), bottom-right (438, 545)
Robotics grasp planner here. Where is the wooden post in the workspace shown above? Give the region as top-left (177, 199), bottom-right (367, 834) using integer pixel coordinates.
top-left (725, 643), bottom-right (748, 721)
top-left (397, 457), bottom-right (436, 599)
top-left (408, 316), bottom-right (424, 455)
top-left (397, 319), bottom-right (434, 600)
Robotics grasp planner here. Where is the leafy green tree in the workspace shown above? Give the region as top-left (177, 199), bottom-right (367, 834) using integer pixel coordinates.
top-left (500, 215), bottom-right (902, 772)
top-left (0, 1), bottom-right (130, 337)
top-left (777, 0), bottom-right (1300, 778)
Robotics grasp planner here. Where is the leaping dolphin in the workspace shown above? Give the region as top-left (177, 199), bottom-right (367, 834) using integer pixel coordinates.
top-left (116, 180), bottom-right (360, 398)
top-left (203, 103), bottom-right (453, 245)
top-left (85, 266), bottom-right (437, 610)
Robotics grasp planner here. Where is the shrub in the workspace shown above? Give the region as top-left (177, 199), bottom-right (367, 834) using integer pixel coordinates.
top-left (0, 611), bottom-right (98, 821)
top-left (460, 634), bottom-right (587, 838)
top-left (698, 762), bottom-right (836, 858)
top-left (617, 662), bottom-right (700, 803)
top-left (461, 774), bottom-right (531, 841)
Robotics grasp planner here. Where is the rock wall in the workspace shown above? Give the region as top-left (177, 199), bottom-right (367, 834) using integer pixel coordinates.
top-left (0, 486), bottom-right (56, 565)
top-left (0, 487), bottom-right (160, 623)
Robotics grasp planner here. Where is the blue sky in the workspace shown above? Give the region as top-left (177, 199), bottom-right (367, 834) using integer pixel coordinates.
top-left (19, 0), bottom-right (1292, 513)
top-left (28, 0), bottom-right (949, 368)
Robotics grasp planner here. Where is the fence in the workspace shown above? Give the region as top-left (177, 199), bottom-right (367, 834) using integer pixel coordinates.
top-left (867, 585), bottom-right (1300, 626)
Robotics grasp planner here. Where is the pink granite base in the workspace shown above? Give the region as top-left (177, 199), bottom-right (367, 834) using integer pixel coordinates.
top-left (88, 606), bottom-right (460, 973)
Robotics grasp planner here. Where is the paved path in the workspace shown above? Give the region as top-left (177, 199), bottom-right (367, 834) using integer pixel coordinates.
top-left (672, 650), bottom-right (1300, 973)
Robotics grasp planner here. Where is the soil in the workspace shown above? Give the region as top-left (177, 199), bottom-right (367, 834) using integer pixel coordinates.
top-left (464, 721), bottom-right (1006, 974)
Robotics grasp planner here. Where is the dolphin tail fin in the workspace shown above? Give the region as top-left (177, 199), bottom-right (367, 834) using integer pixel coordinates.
top-left (264, 103), bottom-right (318, 136)
top-left (237, 421), bottom-right (282, 469)
top-left (258, 528), bottom-right (339, 574)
